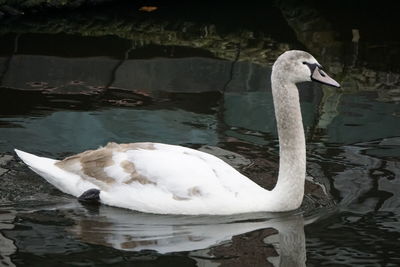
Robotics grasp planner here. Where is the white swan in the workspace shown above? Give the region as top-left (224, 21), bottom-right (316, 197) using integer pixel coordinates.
top-left (15, 50), bottom-right (340, 215)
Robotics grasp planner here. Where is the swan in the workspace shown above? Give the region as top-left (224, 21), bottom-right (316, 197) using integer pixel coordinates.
top-left (14, 50), bottom-right (340, 215)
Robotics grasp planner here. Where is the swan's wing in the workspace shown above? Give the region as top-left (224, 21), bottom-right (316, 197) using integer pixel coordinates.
top-left (56, 142), bottom-right (267, 214)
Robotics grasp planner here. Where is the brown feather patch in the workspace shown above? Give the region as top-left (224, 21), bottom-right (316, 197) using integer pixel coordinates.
top-left (55, 142), bottom-right (156, 187)
top-left (80, 149), bottom-right (115, 184)
top-left (188, 186), bottom-right (202, 197)
top-left (56, 148), bottom-right (115, 185)
top-left (120, 160), bottom-right (156, 185)
top-left (172, 186), bottom-right (202, 201)
top-left (172, 194), bottom-right (191, 201)
top-left (105, 142), bottom-right (155, 151)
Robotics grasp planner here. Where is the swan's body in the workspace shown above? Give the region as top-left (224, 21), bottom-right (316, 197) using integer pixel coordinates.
top-left (15, 50), bottom-right (340, 215)
top-left (15, 143), bottom-right (285, 214)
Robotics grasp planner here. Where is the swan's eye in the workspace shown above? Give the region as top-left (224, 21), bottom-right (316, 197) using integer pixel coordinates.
top-left (302, 61), bottom-right (307, 65)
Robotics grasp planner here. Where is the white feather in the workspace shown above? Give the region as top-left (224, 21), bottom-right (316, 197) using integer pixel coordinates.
top-left (14, 149), bottom-right (96, 197)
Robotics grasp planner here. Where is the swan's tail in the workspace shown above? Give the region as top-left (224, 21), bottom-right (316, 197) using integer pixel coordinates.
top-left (14, 149), bottom-right (89, 197)
top-left (15, 149), bottom-right (58, 170)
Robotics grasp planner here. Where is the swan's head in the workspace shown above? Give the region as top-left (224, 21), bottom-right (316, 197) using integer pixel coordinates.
top-left (273, 50), bottom-right (340, 88)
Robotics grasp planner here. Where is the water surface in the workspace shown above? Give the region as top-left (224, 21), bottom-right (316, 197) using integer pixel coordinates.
top-left (1, 5), bottom-right (400, 266)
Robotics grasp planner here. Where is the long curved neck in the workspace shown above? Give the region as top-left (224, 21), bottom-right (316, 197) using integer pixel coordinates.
top-left (270, 69), bottom-right (306, 210)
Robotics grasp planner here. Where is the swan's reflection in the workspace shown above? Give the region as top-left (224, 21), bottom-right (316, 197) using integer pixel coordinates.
top-left (66, 203), bottom-right (322, 266)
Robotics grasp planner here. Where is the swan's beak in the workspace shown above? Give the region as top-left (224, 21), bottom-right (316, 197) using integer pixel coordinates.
top-left (311, 67), bottom-right (340, 88)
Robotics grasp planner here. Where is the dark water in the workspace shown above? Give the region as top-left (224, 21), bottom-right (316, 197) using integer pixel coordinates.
top-left (1, 1), bottom-right (400, 266)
